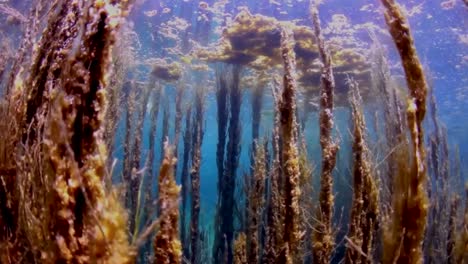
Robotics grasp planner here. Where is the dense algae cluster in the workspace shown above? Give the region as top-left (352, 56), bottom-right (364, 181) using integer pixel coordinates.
top-left (196, 9), bottom-right (373, 107)
top-left (0, 0), bottom-right (467, 264)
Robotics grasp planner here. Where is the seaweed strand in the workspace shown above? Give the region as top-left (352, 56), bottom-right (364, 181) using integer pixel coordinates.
top-left (247, 142), bottom-right (266, 264)
top-left (310, 3), bottom-right (339, 263)
top-left (380, 0), bottom-right (429, 263)
top-left (153, 142), bottom-right (182, 264)
top-left (190, 87), bottom-right (205, 264)
top-left (277, 27), bottom-right (302, 264)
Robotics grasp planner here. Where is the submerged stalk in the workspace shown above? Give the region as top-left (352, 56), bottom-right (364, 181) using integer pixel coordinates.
top-left (153, 142), bottom-right (181, 264)
top-left (380, 0), bottom-right (429, 263)
top-left (311, 3), bottom-right (339, 263)
top-left (190, 87), bottom-right (205, 264)
top-left (277, 27), bottom-right (302, 264)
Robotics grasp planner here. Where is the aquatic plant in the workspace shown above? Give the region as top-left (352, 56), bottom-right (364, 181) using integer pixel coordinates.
top-left (160, 98), bottom-right (170, 162)
top-left (0, 4), bottom-right (27, 24)
top-left (190, 86), bottom-right (205, 264)
top-left (298, 139), bottom-right (315, 263)
top-left (277, 27), bottom-right (302, 263)
top-left (173, 82), bottom-right (185, 168)
top-left (104, 26), bottom-right (136, 167)
top-left (310, 3), bottom-right (339, 263)
top-left (0, 0), bottom-right (138, 262)
top-left (425, 88), bottom-right (452, 262)
top-left (151, 59), bottom-right (182, 83)
top-left (196, 9), bottom-right (372, 107)
top-left (233, 233), bottom-right (247, 264)
top-left (180, 104), bottom-right (193, 259)
top-left (123, 82), bottom-right (136, 197)
top-left (380, 0), bottom-right (430, 262)
top-left (454, 185), bottom-right (468, 263)
top-left (21, 0), bottom-right (80, 142)
top-left (39, 1), bottom-right (134, 262)
top-left (129, 84), bottom-right (150, 231)
top-left (154, 142), bottom-right (181, 264)
top-left (1, 1), bottom-right (465, 263)
top-left (139, 82), bottom-right (163, 262)
top-left (447, 195), bottom-right (460, 264)
top-left (247, 142), bottom-right (266, 264)
top-left (263, 79), bottom-right (284, 264)
top-left (213, 65), bottom-right (229, 262)
top-left (145, 81), bottom-right (163, 210)
top-left (345, 80), bottom-right (379, 264)
top-left (370, 36), bottom-right (398, 205)
top-left (251, 73), bottom-right (267, 144)
top-left (0, 93), bottom-right (23, 262)
top-left (214, 64), bottom-right (243, 264)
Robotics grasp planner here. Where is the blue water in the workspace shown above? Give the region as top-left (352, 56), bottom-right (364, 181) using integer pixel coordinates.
top-left (1, 0), bottom-right (467, 263)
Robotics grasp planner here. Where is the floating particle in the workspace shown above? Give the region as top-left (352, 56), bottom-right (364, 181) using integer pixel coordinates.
top-left (199, 1), bottom-right (209, 9)
top-left (441, 0), bottom-right (457, 10)
top-left (458, 33), bottom-right (468, 45)
top-left (359, 4), bottom-right (374, 12)
top-left (144, 9), bottom-right (158, 17)
top-left (269, 0), bottom-right (281, 5)
top-left (162, 7), bottom-right (171, 14)
top-left (197, 13), bottom-right (209, 22)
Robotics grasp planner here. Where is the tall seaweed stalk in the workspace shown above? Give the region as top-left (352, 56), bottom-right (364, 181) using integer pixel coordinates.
top-left (129, 84), bottom-right (150, 232)
top-left (263, 79), bottom-right (284, 264)
top-left (447, 195), bottom-right (460, 264)
top-left (21, 0), bottom-right (80, 142)
top-left (277, 27), bottom-right (302, 263)
top-left (247, 142), bottom-right (266, 264)
top-left (380, 0), bottom-right (429, 263)
top-left (145, 81), bottom-right (162, 207)
top-left (311, 3), bottom-right (339, 263)
top-left (345, 80), bottom-right (379, 264)
top-left (214, 65), bottom-right (243, 264)
top-left (213, 65), bottom-right (229, 263)
top-left (104, 28), bottom-right (134, 166)
top-left (251, 76), bottom-right (266, 150)
top-left (123, 82), bottom-right (136, 196)
top-left (160, 97), bottom-right (170, 162)
top-left (173, 82), bottom-right (185, 164)
top-left (40, 1), bottom-right (134, 262)
top-left (142, 81), bottom-right (163, 261)
top-left (154, 142), bottom-right (181, 264)
top-left (190, 85), bottom-right (205, 264)
top-left (180, 104), bottom-right (192, 259)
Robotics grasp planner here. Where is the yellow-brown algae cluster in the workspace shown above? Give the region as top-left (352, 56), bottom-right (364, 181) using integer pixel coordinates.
top-left (233, 233), bottom-right (248, 264)
top-left (42, 0), bottom-right (134, 262)
top-left (151, 59), bottom-right (183, 82)
top-left (247, 143), bottom-right (266, 264)
top-left (196, 9), bottom-right (373, 106)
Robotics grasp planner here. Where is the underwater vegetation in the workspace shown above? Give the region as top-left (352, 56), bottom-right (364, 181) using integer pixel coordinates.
top-left (0, 0), bottom-right (467, 263)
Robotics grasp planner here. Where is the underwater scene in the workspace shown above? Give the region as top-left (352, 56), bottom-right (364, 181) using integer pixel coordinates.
top-left (0, 0), bottom-right (467, 263)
